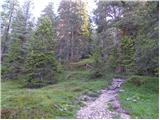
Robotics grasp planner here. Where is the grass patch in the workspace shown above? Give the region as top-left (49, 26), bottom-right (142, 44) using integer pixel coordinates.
top-left (1, 70), bottom-right (112, 119)
top-left (76, 58), bottom-right (94, 66)
top-left (119, 75), bottom-right (159, 119)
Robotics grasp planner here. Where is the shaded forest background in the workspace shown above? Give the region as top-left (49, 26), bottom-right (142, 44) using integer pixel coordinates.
top-left (1, 0), bottom-right (159, 86)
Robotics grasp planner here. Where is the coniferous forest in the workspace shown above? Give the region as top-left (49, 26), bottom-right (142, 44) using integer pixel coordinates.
top-left (1, 0), bottom-right (159, 119)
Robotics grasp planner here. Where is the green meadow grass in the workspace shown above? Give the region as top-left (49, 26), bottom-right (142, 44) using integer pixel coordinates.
top-left (1, 70), bottom-right (112, 119)
top-left (2, 70), bottom-right (158, 119)
top-left (119, 75), bottom-right (159, 119)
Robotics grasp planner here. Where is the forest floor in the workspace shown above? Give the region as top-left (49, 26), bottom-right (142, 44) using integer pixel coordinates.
top-left (1, 70), bottom-right (113, 118)
top-left (76, 78), bottom-right (130, 119)
top-left (119, 76), bottom-right (159, 118)
top-left (76, 75), bottom-right (159, 119)
top-left (1, 70), bottom-right (159, 119)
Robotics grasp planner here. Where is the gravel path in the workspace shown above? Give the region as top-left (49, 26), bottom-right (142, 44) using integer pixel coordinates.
top-left (76, 78), bottom-right (130, 119)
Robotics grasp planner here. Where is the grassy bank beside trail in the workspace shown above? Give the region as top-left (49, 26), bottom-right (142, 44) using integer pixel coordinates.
top-left (119, 75), bottom-right (159, 119)
top-left (1, 70), bottom-right (113, 119)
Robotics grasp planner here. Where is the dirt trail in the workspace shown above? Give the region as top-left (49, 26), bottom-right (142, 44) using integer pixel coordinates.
top-left (76, 78), bottom-right (130, 119)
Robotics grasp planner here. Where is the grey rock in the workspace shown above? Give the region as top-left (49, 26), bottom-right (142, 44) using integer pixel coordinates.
top-left (76, 78), bottom-right (130, 119)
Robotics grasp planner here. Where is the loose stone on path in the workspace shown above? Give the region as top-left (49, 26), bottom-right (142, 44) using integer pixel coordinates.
top-left (76, 78), bottom-right (130, 119)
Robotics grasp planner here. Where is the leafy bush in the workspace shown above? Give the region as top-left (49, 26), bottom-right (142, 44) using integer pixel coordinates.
top-left (106, 36), bottom-right (136, 74)
top-left (106, 47), bottom-right (120, 72)
top-left (135, 34), bottom-right (158, 76)
top-left (120, 36), bottom-right (136, 73)
top-left (90, 48), bottom-right (107, 78)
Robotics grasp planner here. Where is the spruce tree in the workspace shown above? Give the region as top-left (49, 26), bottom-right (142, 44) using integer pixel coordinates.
top-left (25, 15), bottom-right (61, 88)
top-left (2, 0), bottom-right (33, 80)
